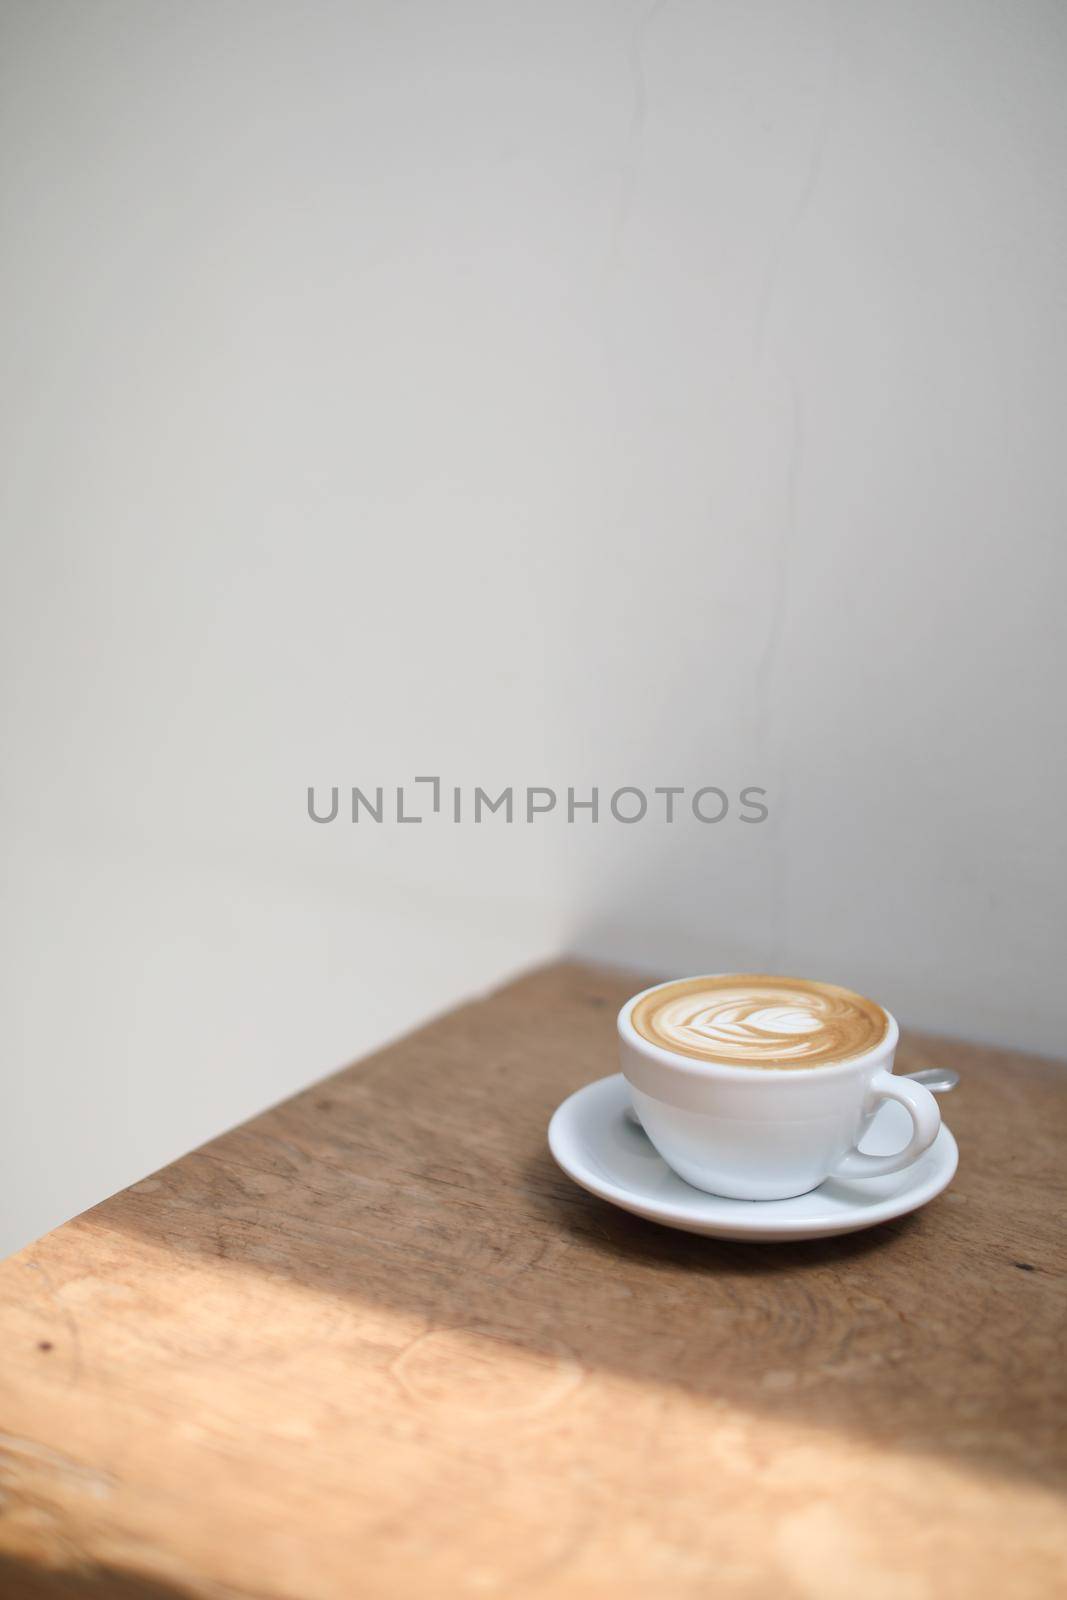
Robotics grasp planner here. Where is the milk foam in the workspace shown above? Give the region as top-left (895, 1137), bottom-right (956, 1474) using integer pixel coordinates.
top-left (631, 976), bottom-right (887, 1068)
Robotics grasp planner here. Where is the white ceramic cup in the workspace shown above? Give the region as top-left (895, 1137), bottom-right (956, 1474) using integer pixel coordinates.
top-left (618, 978), bottom-right (941, 1201)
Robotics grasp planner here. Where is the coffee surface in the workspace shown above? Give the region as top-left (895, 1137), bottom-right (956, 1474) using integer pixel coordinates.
top-left (630, 975), bottom-right (887, 1068)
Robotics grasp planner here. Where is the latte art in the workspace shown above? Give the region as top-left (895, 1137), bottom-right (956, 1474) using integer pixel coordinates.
top-left (631, 976), bottom-right (887, 1068)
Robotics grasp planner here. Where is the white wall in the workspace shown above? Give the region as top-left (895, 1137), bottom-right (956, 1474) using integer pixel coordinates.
top-left (3, 0), bottom-right (1065, 1257)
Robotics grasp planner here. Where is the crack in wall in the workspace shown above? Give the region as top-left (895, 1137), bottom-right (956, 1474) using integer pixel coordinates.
top-left (605, 0), bottom-right (669, 276)
top-left (751, 2), bottom-right (842, 966)
top-left (754, 0), bottom-right (843, 357)
top-left (755, 378), bottom-right (804, 969)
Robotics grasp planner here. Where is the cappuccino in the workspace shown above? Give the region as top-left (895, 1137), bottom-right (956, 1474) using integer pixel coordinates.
top-left (630, 974), bottom-right (886, 1069)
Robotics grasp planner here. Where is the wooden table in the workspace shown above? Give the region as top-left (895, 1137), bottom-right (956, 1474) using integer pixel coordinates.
top-left (1, 962), bottom-right (1065, 1599)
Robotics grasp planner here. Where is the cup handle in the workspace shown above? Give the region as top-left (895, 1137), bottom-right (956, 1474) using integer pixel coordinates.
top-left (830, 1068), bottom-right (941, 1180)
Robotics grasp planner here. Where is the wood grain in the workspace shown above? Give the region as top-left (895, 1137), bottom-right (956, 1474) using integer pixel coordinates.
top-left (0, 961), bottom-right (1064, 1599)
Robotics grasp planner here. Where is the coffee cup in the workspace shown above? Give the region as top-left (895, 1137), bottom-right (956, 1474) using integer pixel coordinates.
top-left (618, 975), bottom-right (940, 1201)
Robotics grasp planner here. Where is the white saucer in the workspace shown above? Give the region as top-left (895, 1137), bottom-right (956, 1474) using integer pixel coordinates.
top-left (548, 1074), bottom-right (958, 1241)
